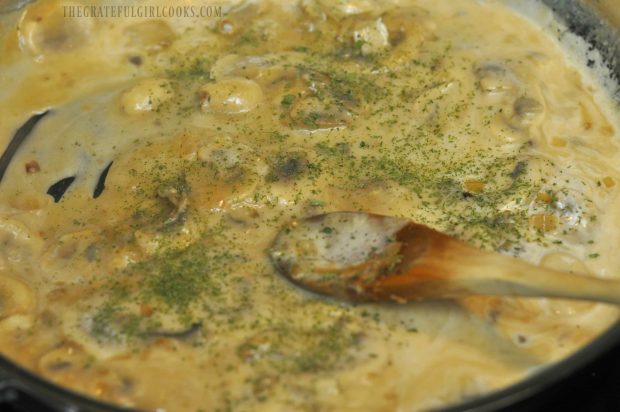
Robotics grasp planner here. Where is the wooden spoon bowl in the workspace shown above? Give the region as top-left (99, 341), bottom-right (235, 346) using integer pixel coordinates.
top-left (269, 212), bottom-right (620, 304)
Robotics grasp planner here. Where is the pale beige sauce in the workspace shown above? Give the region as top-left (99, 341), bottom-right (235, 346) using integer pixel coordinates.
top-left (1, 0), bottom-right (620, 411)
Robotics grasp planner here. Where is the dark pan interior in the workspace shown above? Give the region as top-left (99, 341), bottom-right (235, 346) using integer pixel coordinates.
top-left (544, 0), bottom-right (620, 98)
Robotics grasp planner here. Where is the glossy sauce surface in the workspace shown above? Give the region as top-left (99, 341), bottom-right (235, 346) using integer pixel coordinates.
top-left (1, 1), bottom-right (620, 411)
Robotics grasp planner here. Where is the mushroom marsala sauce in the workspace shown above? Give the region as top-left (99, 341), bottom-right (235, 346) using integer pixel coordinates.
top-left (1, 1), bottom-right (620, 411)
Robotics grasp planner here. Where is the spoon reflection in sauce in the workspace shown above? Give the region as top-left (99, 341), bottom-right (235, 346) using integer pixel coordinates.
top-left (269, 212), bottom-right (620, 305)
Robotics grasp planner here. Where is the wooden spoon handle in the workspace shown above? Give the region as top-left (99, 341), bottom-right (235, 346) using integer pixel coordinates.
top-left (365, 224), bottom-right (620, 304)
top-left (452, 249), bottom-right (620, 305)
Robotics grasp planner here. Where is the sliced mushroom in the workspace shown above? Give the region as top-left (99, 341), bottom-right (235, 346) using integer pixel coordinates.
top-left (212, 1), bottom-right (271, 37)
top-left (101, 131), bottom-right (259, 221)
top-left (41, 229), bottom-right (100, 275)
top-left (38, 340), bottom-right (136, 401)
top-left (38, 341), bottom-right (91, 374)
top-left (498, 96), bottom-right (545, 132)
top-left (0, 274), bottom-right (35, 320)
top-left (133, 229), bottom-right (166, 256)
top-left (513, 97), bottom-right (544, 124)
top-left (211, 54), bottom-right (269, 81)
top-left (266, 151), bottom-right (309, 182)
top-left (237, 322), bottom-right (364, 373)
top-left (148, 322), bottom-right (202, 339)
top-left (0, 217), bottom-right (43, 266)
top-left (288, 95), bottom-right (352, 130)
top-left (79, 300), bottom-right (202, 346)
top-left (553, 192), bottom-right (589, 229)
top-left (210, 53), bottom-right (306, 83)
top-left (123, 20), bottom-right (176, 53)
top-left (208, 53), bottom-right (359, 129)
top-left (120, 78), bottom-right (173, 115)
top-left (352, 18), bottom-right (390, 56)
top-left (17, 0), bottom-right (93, 56)
top-left (157, 183), bottom-right (189, 226)
top-left (199, 148), bottom-right (240, 168)
top-left (199, 78), bottom-right (264, 114)
top-left (302, 0), bottom-right (380, 19)
top-left (381, 7), bottom-right (436, 47)
top-left (475, 63), bottom-right (518, 95)
top-left (227, 205), bottom-right (260, 224)
top-left (410, 81), bottom-right (458, 124)
top-left (8, 192), bottom-right (48, 211)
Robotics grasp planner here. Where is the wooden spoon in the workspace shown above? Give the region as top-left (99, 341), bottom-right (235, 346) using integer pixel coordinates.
top-left (269, 211), bottom-right (620, 304)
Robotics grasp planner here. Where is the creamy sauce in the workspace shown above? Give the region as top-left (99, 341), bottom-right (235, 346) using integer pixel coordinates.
top-left (1, 0), bottom-right (620, 411)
